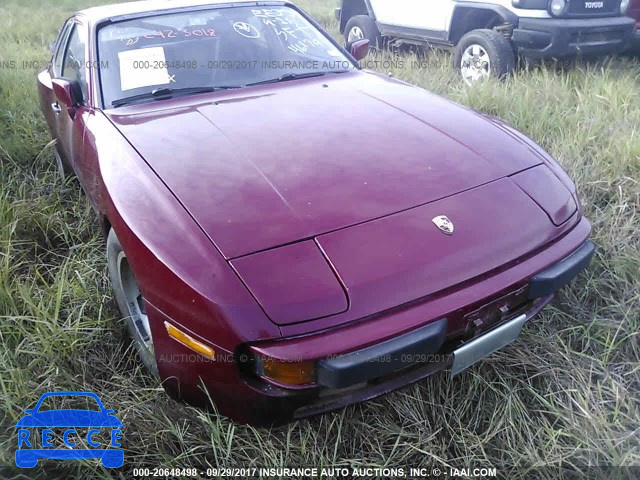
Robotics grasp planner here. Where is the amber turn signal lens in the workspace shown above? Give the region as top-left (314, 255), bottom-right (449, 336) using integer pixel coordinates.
top-left (164, 321), bottom-right (216, 359)
top-left (257, 355), bottom-right (316, 386)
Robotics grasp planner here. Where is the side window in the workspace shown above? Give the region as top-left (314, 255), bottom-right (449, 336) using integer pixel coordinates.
top-left (61, 24), bottom-right (88, 101)
top-left (52, 22), bottom-right (73, 76)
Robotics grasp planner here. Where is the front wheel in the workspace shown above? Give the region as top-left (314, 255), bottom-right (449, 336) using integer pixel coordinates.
top-left (344, 15), bottom-right (382, 50)
top-left (454, 29), bottom-right (515, 85)
top-left (107, 229), bottom-right (159, 377)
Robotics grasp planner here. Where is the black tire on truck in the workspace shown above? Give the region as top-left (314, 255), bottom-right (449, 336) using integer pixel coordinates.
top-left (344, 15), bottom-right (382, 50)
top-left (454, 29), bottom-right (515, 85)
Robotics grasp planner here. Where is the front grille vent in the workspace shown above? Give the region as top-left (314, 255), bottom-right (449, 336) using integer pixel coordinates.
top-left (567, 0), bottom-right (619, 17)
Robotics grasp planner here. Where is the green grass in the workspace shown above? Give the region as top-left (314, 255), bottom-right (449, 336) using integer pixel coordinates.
top-left (1, 1), bottom-right (639, 478)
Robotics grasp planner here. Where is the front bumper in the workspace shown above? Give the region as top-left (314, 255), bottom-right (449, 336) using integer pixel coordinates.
top-left (512, 17), bottom-right (635, 58)
top-left (155, 220), bottom-right (594, 425)
top-left (528, 240), bottom-right (595, 298)
top-left (317, 318), bottom-right (448, 389)
top-left (313, 240), bottom-right (594, 391)
top-left (246, 236), bottom-right (593, 424)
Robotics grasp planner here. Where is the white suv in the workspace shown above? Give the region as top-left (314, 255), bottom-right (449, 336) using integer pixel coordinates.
top-left (336, 0), bottom-right (635, 83)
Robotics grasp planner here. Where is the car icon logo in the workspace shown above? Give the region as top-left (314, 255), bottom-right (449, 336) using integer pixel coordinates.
top-left (432, 215), bottom-right (454, 235)
top-left (15, 391), bottom-right (123, 468)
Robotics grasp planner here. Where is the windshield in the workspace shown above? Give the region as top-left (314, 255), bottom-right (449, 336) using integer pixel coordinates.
top-left (98, 5), bottom-right (355, 108)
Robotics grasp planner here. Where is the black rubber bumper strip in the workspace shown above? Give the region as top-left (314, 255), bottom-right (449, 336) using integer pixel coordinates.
top-left (317, 318), bottom-right (447, 389)
top-left (528, 240), bottom-right (595, 299)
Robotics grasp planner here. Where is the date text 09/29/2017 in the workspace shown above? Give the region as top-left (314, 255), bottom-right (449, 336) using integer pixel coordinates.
top-left (131, 467), bottom-right (498, 478)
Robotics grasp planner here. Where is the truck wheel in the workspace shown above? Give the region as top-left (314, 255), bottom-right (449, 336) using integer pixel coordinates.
top-left (454, 29), bottom-right (515, 85)
top-left (345, 15), bottom-right (382, 50)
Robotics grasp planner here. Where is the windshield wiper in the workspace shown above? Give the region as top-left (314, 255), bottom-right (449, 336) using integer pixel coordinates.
top-left (244, 70), bottom-right (350, 87)
top-left (111, 85), bottom-right (240, 108)
top-left (110, 71), bottom-right (351, 107)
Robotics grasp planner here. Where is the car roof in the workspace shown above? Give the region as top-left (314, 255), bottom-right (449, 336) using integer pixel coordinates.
top-left (77, 0), bottom-right (289, 24)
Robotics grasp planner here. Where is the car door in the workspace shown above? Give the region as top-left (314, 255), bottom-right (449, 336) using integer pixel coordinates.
top-left (56, 21), bottom-right (90, 171)
top-left (37, 20), bottom-right (73, 151)
top-left (369, 0), bottom-right (455, 33)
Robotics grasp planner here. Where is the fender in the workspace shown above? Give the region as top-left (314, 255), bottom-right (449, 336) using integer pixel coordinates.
top-left (339, 0), bottom-right (375, 33)
top-left (449, 2), bottom-right (520, 43)
top-left (84, 111), bottom-right (279, 351)
top-left (480, 113), bottom-right (577, 194)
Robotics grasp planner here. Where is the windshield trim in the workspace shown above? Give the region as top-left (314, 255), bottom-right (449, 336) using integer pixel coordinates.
top-left (93, 2), bottom-right (360, 110)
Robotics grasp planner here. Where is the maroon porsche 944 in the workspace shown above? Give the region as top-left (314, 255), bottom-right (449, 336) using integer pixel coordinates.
top-left (38, 0), bottom-right (594, 424)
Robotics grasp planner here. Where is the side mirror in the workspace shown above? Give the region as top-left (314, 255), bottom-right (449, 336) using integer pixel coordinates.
top-left (52, 78), bottom-right (82, 109)
top-left (104, 409), bottom-right (115, 415)
top-left (24, 408), bottom-right (35, 414)
top-left (350, 39), bottom-right (370, 62)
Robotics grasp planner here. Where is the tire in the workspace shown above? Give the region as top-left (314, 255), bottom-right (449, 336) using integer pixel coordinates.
top-left (107, 229), bottom-right (159, 377)
top-left (454, 29), bottom-right (515, 85)
top-left (344, 15), bottom-right (382, 50)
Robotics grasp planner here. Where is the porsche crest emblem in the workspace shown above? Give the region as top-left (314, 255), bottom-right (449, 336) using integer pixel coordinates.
top-left (432, 215), bottom-right (454, 235)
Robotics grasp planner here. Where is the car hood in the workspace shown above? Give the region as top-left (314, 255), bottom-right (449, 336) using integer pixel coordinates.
top-left (106, 72), bottom-right (545, 260)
